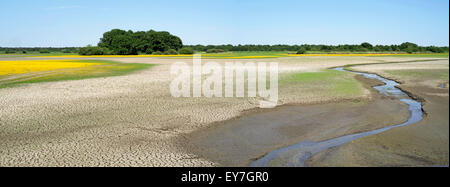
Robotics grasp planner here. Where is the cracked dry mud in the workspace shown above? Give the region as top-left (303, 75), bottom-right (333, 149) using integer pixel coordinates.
top-left (0, 56), bottom-right (443, 166)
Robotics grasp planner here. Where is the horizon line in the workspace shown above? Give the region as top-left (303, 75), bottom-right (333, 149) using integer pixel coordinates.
top-left (2, 43), bottom-right (449, 48)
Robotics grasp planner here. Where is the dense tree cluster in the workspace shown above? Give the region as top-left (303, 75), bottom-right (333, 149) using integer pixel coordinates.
top-left (185, 43), bottom-right (449, 54)
top-left (95, 29), bottom-right (183, 55)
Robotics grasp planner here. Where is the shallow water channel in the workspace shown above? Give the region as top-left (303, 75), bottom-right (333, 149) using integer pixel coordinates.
top-left (249, 67), bottom-right (423, 167)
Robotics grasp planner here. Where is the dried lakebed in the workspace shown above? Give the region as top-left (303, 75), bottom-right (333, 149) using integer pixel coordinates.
top-left (185, 67), bottom-right (413, 167)
top-left (249, 67), bottom-right (423, 167)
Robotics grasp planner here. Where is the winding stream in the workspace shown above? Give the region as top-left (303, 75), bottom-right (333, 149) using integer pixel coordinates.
top-left (250, 67), bottom-right (424, 167)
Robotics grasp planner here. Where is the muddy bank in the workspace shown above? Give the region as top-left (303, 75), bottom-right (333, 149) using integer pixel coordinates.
top-left (181, 75), bottom-right (410, 166)
top-left (307, 79), bottom-right (449, 166)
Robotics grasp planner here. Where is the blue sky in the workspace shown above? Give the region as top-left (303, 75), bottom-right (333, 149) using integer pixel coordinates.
top-left (0, 0), bottom-right (448, 47)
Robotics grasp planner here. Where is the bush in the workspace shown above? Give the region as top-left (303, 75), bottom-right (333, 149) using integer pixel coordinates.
top-left (167, 49), bottom-right (178, 55)
top-left (78, 45), bottom-right (111, 55)
top-left (178, 47), bottom-right (194, 54)
top-left (39, 49), bottom-right (50, 53)
top-left (360, 42), bottom-right (373, 50)
top-left (426, 46), bottom-right (444, 53)
top-left (145, 48), bottom-right (154, 54)
top-left (5, 50), bottom-right (15, 54)
top-left (152, 51), bottom-right (163, 55)
top-left (400, 42), bottom-right (419, 53)
top-left (206, 49), bottom-right (225, 53)
top-left (400, 42), bottom-right (418, 50)
top-left (405, 48), bottom-right (418, 54)
top-left (62, 49), bottom-right (72, 53)
top-left (296, 49), bottom-right (307, 54)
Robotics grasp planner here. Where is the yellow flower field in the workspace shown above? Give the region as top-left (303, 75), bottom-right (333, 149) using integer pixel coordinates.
top-left (0, 60), bottom-right (103, 76)
top-left (0, 59), bottom-right (152, 88)
top-left (29, 55), bottom-right (194, 58)
top-left (26, 52), bottom-right (445, 59)
top-left (287, 53), bottom-right (407, 57)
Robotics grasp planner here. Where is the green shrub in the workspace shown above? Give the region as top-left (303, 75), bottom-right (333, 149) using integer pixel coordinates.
top-left (405, 48), bottom-right (418, 54)
top-left (206, 49), bottom-right (225, 53)
top-left (296, 49), bottom-right (307, 54)
top-left (167, 49), bottom-right (178, 55)
top-left (152, 51), bottom-right (163, 55)
top-left (400, 42), bottom-right (418, 50)
top-left (178, 47), bottom-right (194, 54)
top-left (426, 47), bottom-right (444, 53)
top-left (39, 49), bottom-right (50, 53)
top-left (145, 48), bottom-right (154, 54)
top-left (62, 49), bottom-right (72, 53)
top-left (360, 42), bottom-right (373, 50)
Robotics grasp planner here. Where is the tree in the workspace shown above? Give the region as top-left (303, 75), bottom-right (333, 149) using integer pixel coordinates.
top-left (133, 31), bottom-right (151, 53)
top-left (296, 48), bottom-right (307, 54)
top-left (426, 46), bottom-right (444, 53)
top-left (320, 45), bottom-right (331, 51)
top-left (399, 42), bottom-right (419, 51)
top-left (404, 47), bottom-right (419, 54)
top-left (98, 29), bottom-right (129, 49)
top-left (95, 29), bottom-right (183, 55)
top-left (361, 42), bottom-right (373, 50)
top-left (112, 34), bottom-right (137, 55)
top-left (143, 30), bottom-right (182, 53)
top-left (98, 29), bottom-right (136, 55)
top-left (391, 45), bottom-right (400, 51)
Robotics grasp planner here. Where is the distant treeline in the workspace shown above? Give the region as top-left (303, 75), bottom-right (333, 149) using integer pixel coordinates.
top-left (2, 39), bottom-right (449, 55)
top-left (0, 47), bottom-right (78, 54)
top-left (185, 42), bottom-right (449, 54)
top-left (76, 29), bottom-right (449, 55)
